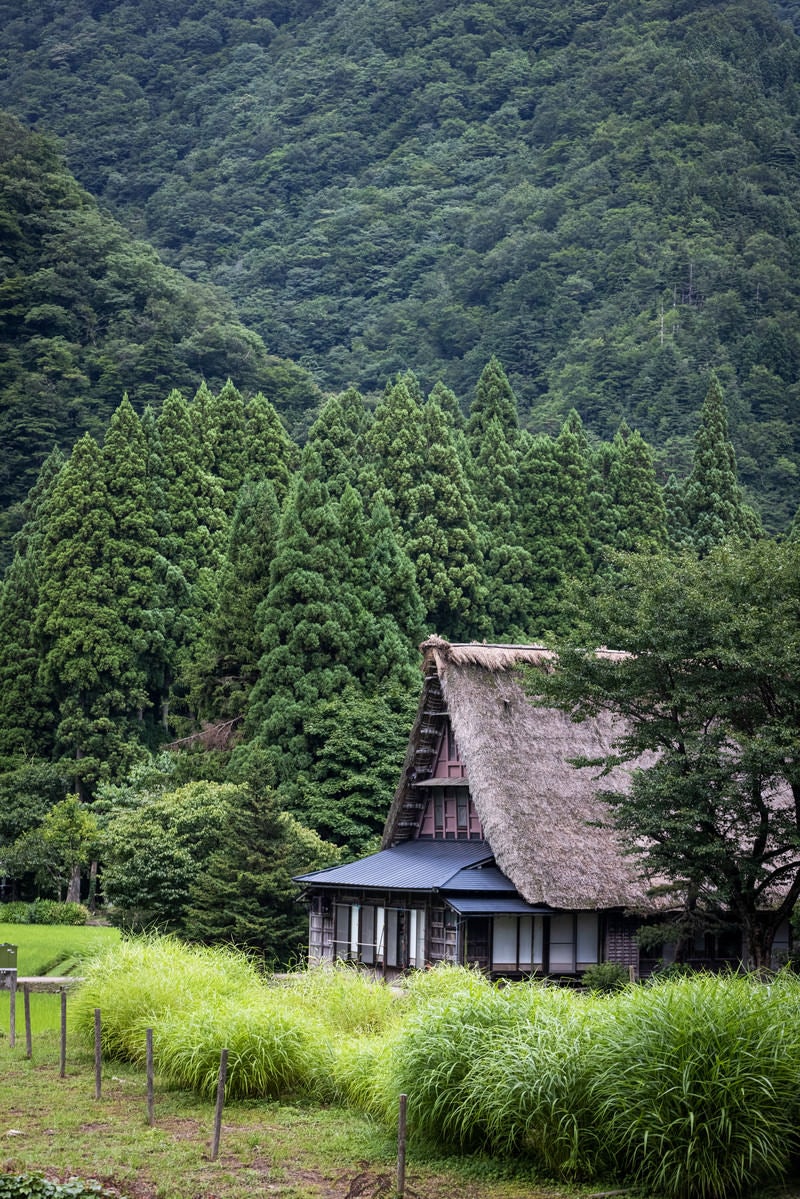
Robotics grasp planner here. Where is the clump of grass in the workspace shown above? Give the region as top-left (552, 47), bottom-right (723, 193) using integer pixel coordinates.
top-left (589, 972), bottom-right (800, 1198)
top-left (153, 991), bottom-right (326, 1100)
top-left (284, 961), bottom-right (398, 1035)
top-left (457, 985), bottom-right (609, 1179)
top-left (70, 935), bottom-right (264, 1062)
top-left (329, 1033), bottom-right (394, 1118)
top-left (401, 962), bottom-right (492, 1009)
top-left (382, 980), bottom-right (523, 1149)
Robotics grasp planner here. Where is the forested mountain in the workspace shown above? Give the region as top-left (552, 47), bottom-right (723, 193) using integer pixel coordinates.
top-left (0, 352), bottom-right (768, 940)
top-left (0, 114), bottom-right (321, 551)
top-left (2, 0), bottom-right (800, 527)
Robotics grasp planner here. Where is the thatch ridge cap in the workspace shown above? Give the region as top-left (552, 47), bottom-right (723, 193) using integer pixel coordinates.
top-left (421, 636), bottom-right (554, 671)
top-left (421, 636), bottom-right (630, 670)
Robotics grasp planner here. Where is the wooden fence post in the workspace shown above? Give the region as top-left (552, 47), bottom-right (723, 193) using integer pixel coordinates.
top-left (60, 989), bottom-right (67, 1078)
top-left (146, 1028), bottom-right (154, 1126)
top-left (397, 1092), bottom-right (407, 1199)
top-left (8, 971), bottom-right (15, 1048)
top-left (23, 985), bottom-right (32, 1059)
top-left (94, 1008), bottom-right (102, 1099)
top-left (210, 1048), bottom-right (228, 1162)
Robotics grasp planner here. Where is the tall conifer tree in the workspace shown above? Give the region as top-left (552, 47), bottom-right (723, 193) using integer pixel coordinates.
top-left (680, 373), bottom-right (762, 555)
top-left (466, 356), bottom-right (520, 453)
top-left (154, 389), bottom-right (227, 725)
top-left (409, 400), bottom-right (487, 641)
top-left (244, 392), bottom-right (298, 508)
top-left (0, 447), bottom-right (64, 763)
top-left (244, 448), bottom-right (362, 796)
top-left (365, 377), bottom-right (427, 534)
top-left (519, 415), bottom-right (594, 637)
top-left (307, 387), bottom-right (370, 500)
top-left (35, 432), bottom-right (149, 794)
top-left (101, 397), bottom-right (163, 745)
top-left (605, 423), bottom-right (668, 555)
top-left (187, 478), bottom-right (281, 722)
top-left (204, 379), bottom-right (248, 514)
top-left (471, 415), bottom-right (536, 640)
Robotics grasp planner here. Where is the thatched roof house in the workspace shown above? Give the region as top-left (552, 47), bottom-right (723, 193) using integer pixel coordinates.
top-left (383, 637), bottom-right (650, 910)
top-left (296, 638), bottom-right (755, 978)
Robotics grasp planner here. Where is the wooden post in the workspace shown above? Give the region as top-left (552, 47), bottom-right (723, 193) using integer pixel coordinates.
top-left (146, 1028), bottom-right (154, 1126)
top-left (8, 971), bottom-right (16, 1048)
top-left (94, 1008), bottom-right (102, 1099)
top-left (60, 989), bottom-right (67, 1078)
top-left (23, 985), bottom-right (32, 1059)
top-left (397, 1092), bottom-right (407, 1199)
top-left (210, 1048), bottom-right (228, 1162)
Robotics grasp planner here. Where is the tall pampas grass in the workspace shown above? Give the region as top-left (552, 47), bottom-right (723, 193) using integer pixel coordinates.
top-left (589, 972), bottom-right (800, 1199)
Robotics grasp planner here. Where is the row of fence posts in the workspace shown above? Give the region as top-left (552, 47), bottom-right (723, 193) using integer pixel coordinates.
top-left (3, 967), bottom-right (410, 1194)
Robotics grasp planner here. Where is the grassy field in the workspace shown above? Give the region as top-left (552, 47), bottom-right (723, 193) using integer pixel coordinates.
top-left (4, 930), bottom-right (800, 1199)
top-left (0, 923), bottom-right (120, 978)
top-left (0, 1029), bottom-right (572, 1199)
top-left (0, 922), bottom-right (120, 1037)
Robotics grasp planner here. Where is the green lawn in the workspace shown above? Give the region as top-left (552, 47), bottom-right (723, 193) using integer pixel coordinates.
top-left (0, 922), bottom-right (120, 977)
top-left (0, 923), bottom-right (120, 1036)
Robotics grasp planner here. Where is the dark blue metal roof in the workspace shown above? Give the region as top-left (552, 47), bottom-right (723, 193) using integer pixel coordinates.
top-left (294, 839), bottom-right (493, 890)
top-left (441, 865), bottom-right (518, 893)
top-left (446, 896), bottom-right (549, 915)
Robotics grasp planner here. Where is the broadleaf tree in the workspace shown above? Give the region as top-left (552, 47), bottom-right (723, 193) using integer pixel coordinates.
top-left (538, 540), bottom-right (800, 970)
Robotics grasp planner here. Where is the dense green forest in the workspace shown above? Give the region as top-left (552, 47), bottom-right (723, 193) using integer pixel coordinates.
top-left (0, 114), bottom-right (321, 552)
top-left (1, 0), bottom-right (799, 956)
top-left (0, 358), bottom-right (765, 946)
top-left (2, 0), bottom-right (800, 528)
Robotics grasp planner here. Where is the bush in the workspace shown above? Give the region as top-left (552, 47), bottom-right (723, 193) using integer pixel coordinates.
top-left (0, 902), bottom-right (30, 924)
top-left (30, 900), bottom-right (89, 925)
top-left (589, 973), bottom-right (800, 1198)
top-left (70, 935), bottom-right (265, 1062)
top-left (153, 992), bottom-right (326, 1100)
top-left (581, 961), bottom-right (630, 993)
top-left (0, 900), bottom-right (89, 925)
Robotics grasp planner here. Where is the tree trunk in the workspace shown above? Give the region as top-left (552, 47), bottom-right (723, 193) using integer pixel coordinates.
top-left (66, 862), bottom-right (82, 904)
top-left (744, 915), bottom-right (775, 976)
top-left (87, 860), bottom-right (98, 913)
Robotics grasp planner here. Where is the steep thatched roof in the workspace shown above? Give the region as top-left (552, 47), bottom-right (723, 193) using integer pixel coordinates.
top-left (383, 636), bottom-right (658, 912)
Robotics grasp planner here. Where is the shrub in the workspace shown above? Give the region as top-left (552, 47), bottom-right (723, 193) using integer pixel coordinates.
top-left (30, 900), bottom-right (89, 925)
top-left (0, 902), bottom-right (31, 924)
top-left (581, 961), bottom-right (630, 993)
top-left (0, 900), bottom-right (89, 925)
top-left (589, 973), bottom-right (800, 1198)
top-left (153, 992), bottom-right (326, 1100)
top-left (70, 935), bottom-right (265, 1062)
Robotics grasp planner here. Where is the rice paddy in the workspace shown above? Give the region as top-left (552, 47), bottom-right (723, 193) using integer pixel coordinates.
top-left (0, 922), bottom-right (120, 1036)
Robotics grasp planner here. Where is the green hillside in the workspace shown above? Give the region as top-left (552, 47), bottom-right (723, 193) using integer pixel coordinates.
top-left (1, 1), bottom-right (800, 525)
top-left (0, 113), bottom-right (320, 546)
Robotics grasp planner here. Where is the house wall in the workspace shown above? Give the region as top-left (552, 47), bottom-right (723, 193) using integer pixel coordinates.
top-left (604, 912), bottom-right (640, 975)
top-left (306, 890), bottom-right (609, 979)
